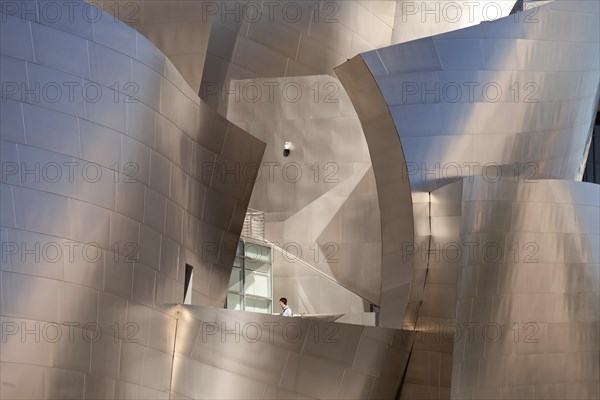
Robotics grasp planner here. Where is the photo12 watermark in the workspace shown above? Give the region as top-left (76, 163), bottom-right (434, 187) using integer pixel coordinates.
top-left (1, 240), bottom-right (139, 264)
top-left (1, 320), bottom-right (140, 344)
top-left (201, 80), bottom-right (341, 105)
top-left (402, 240), bottom-right (540, 264)
top-left (397, 1), bottom-right (540, 25)
top-left (404, 321), bottom-right (542, 345)
top-left (198, 320), bottom-right (340, 344)
top-left (1, 80), bottom-right (140, 105)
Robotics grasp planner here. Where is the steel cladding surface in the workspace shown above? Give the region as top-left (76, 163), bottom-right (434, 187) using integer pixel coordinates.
top-left (225, 75), bottom-right (383, 314)
top-left (171, 304), bottom-right (413, 399)
top-left (339, 1), bottom-right (600, 195)
top-left (336, 1), bottom-right (600, 398)
top-left (0, 1), bottom-right (266, 398)
top-left (1, 0), bottom-right (599, 399)
top-left (200, 0), bottom-right (397, 115)
top-left (454, 178), bottom-right (599, 399)
top-left (90, 0), bottom-right (214, 93)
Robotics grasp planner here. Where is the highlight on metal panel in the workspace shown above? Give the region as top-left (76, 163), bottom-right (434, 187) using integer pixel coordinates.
top-left (0, 0), bottom-right (599, 399)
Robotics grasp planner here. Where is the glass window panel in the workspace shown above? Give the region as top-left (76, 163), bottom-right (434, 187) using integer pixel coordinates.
top-left (228, 240), bottom-right (274, 314)
top-left (233, 256), bottom-right (243, 268)
top-left (228, 266), bottom-right (242, 292)
top-left (244, 243), bottom-right (271, 262)
top-left (227, 293), bottom-right (243, 311)
top-left (245, 259), bottom-right (271, 273)
top-left (244, 297), bottom-right (271, 314)
top-left (244, 272), bottom-right (270, 297)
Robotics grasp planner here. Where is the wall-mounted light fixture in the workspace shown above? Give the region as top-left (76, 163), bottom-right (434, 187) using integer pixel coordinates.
top-left (283, 141), bottom-right (292, 157)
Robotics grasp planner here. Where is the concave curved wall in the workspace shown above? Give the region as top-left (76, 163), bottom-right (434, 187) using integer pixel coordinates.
top-left (454, 178), bottom-right (599, 399)
top-left (0, 1), bottom-right (264, 398)
top-left (341, 0), bottom-right (600, 194)
top-left (336, 1), bottom-right (600, 397)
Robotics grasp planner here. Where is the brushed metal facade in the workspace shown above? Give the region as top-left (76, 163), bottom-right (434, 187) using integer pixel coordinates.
top-left (399, 182), bottom-right (463, 398)
top-left (391, 0), bottom-right (515, 44)
top-left (333, 58), bottom-right (416, 329)
top-left (337, 0), bottom-right (600, 324)
top-left (2, 0), bottom-right (600, 399)
top-left (454, 178), bottom-right (599, 399)
top-left (224, 75), bottom-right (382, 313)
top-left (171, 304), bottom-right (413, 399)
top-left (339, 0), bottom-right (600, 194)
top-left (200, 0), bottom-right (397, 114)
top-left (0, 1), bottom-right (265, 398)
top-left (90, 0), bottom-right (213, 93)
top-left (194, 0), bottom-right (396, 318)
top-left (336, 0), bottom-right (600, 398)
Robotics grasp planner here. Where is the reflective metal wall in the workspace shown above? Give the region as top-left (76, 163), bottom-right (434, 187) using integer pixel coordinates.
top-left (340, 0), bottom-right (600, 193)
top-left (334, 58), bottom-right (415, 329)
top-left (2, 0), bottom-right (599, 398)
top-left (391, 0), bottom-right (515, 44)
top-left (90, 0), bottom-right (214, 93)
top-left (453, 178), bottom-right (600, 399)
top-left (200, 0), bottom-right (397, 114)
top-left (399, 182), bottom-right (463, 399)
top-left (336, 1), bottom-right (600, 398)
top-left (171, 304), bottom-right (414, 399)
top-left (1, 1), bottom-right (264, 397)
top-left (224, 75), bottom-right (382, 312)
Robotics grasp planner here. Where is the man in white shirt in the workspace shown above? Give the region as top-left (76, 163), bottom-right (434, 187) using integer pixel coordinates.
top-left (279, 297), bottom-right (292, 316)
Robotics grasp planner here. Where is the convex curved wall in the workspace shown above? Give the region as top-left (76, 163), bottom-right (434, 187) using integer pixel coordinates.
top-left (0, 1), bottom-right (264, 398)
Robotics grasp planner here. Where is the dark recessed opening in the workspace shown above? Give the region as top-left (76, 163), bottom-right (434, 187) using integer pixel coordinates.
top-left (183, 264), bottom-right (193, 304)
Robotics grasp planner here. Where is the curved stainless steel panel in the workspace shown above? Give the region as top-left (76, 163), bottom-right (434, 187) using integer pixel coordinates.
top-left (399, 181), bottom-right (463, 398)
top-left (339, 0), bottom-right (600, 193)
top-left (200, 0), bottom-right (397, 114)
top-left (1, 1), bottom-right (264, 398)
top-left (225, 75), bottom-right (382, 310)
top-left (453, 178), bottom-right (600, 399)
top-left (90, 0), bottom-right (213, 93)
top-left (391, 0), bottom-right (515, 44)
top-left (172, 304), bottom-right (414, 399)
top-left (336, 1), bottom-right (600, 398)
top-left (2, 0), bottom-right (599, 398)
top-left (335, 59), bottom-right (414, 329)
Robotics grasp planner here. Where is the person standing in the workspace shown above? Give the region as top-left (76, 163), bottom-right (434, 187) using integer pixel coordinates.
top-left (279, 297), bottom-right (292, 316)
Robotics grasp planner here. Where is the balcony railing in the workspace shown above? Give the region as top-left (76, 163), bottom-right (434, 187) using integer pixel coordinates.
top-left (241, 208), bottom-right (265, 240)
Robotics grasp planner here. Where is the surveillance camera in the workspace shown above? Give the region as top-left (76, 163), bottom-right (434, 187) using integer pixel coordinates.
top-left (283, 142), bottom-right (292, 157)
